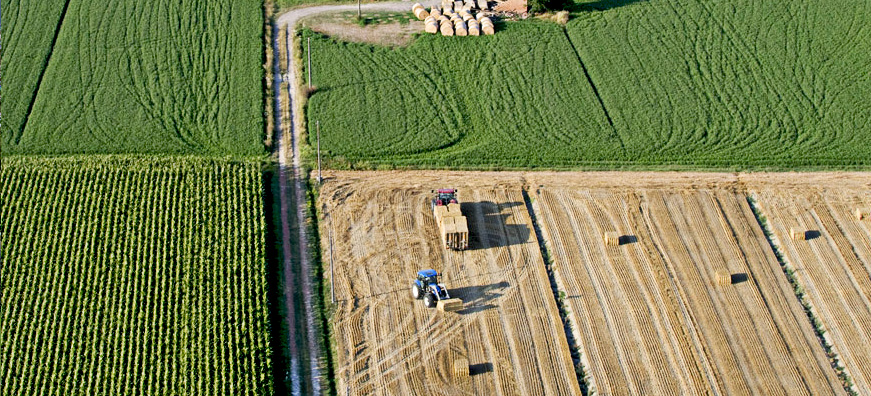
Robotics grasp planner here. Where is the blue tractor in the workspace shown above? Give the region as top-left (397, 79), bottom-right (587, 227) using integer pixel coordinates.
top-left (412, 269), bottom-right (462, 311)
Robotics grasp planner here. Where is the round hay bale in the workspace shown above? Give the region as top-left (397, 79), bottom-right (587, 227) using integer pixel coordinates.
top-left (430, 8), bottom-right (442, 18)
top-left (462, 4), bottom-right (473, 12)
top-left (440, 22), bottom-right (455, 36)
top-left (454, 20), bottom-right (468, 36)
top-left (442, 4), bottom-right (453, 13)
top-left (476, 12), bottom-right (485, 21)
top-left (454, 1), bottom-right (463, 10)
top-left (461, 13), bottom-right (474, 21)
top-left (481, 17), bottom-right (495, 35)
top-left (425, 17), bottom-right (439, 33)
top-left (468, 25), bottom-right (480, 36)
top-left (414, 7), bottom-right (430, 20)
top-left (477, 0), bottom-right (488, 10)
top-left (856, 208), bottom-right (866, 221)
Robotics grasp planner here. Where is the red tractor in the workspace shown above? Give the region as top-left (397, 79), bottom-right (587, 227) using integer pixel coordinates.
top-left (431, 188), bottom-right (459, 209)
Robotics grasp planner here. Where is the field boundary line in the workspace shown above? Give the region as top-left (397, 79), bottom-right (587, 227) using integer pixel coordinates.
top-left (522, 188), bottom-right (589, 395)
top-left (746, 194), bottom-right (858, 395)
top-left (18, 0), bottom-right (72, 143)
top-left (560, 28), bottom-right (626, 156)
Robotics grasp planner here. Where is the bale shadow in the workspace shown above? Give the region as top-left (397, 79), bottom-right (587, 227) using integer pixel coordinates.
top-left (805, 230), bottom-right (821, 240)
top-left (619, 235), bottom-right (638, 245)
top-left (461, 201), bottom-right (530, 250)
top-left (730, 273), bottom-right (749, 284)
top-left (469, 362), bottom-right (493, 376)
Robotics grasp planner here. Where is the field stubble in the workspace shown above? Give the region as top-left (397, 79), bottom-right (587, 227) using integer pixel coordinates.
top-left (746, 174), bottom-right (871, 394)
top-left (318, 171), bottom-right (580, 395)
top-left (529, 175), bottom-right (846, 395)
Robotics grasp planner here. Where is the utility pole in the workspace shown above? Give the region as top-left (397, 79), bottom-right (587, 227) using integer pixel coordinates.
top-left (316, 121), bottom-right (322, 184)
top-left (357, 0), bottom-right (362, 20)
top-left (307, 37), bottom-right (312, 89)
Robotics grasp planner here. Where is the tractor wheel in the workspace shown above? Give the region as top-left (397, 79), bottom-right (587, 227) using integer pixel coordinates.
top-left (413, 284), bottom-right (423, 299)
top-left (424, 293), bottom-right (436, 308)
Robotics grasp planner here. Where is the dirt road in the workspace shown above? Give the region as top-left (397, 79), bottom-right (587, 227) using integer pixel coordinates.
top-left (272, 3), bottom-right (436, 394)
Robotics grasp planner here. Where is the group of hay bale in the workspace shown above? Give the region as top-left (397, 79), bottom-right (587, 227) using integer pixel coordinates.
top-left (413, 2), bottom-right (495, 36)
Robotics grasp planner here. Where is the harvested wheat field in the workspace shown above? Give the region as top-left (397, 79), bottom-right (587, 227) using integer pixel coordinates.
top-left (746, 173), bottom-right (871, 394)
top-left (318, 172), bottom-right (580, 395)
top-left (526, 173), bottom-right (846, 395)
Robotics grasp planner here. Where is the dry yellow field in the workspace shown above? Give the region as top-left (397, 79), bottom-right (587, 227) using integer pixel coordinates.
top-left (318, 172), bottom-right (580, 395)
top-left (528, 173), bottom-right (845, 395)
top-left (317, 171), bottom-right (867, 395)
top-left (746, 173), bottom-right (871, 394)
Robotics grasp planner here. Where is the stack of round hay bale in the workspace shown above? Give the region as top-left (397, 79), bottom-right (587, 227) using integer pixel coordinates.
top-left (454, 18), bottom-right (468, 36)
top-left (439, 15), bottom-right (454, 36)
top-left (477, 14), bottom-right (495, 35)
top-left (467, 19), bottom-right (480, 35)
top-left (412, 3), bottom-right (429, 20)
top-left (424, 16), bottom-right (439, 33)
top-left (417, 1), bottom-right (495, 36)
top-left (441, 1), bottom-right (453, 14)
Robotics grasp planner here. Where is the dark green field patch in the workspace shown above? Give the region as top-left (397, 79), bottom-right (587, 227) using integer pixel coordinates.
top-left (303, 0), bottom-right (871, 169)
top-left (2, 0), bottom-right (265, 156)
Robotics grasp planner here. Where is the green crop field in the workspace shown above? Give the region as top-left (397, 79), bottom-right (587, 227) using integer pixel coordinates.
top-left (1, 0), bottom-right (265, 156)
top-left (0, 157), bottom-right (272, 395)
top-left (304, 0), bottom-right (871, 169)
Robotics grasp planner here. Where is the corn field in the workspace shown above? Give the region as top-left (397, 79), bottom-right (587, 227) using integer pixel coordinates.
top-left (0, 157), bottom-right (273, 395)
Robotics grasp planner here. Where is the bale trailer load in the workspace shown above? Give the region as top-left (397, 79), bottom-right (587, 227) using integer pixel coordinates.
top-left (432, 189), bottom-right (469, 250)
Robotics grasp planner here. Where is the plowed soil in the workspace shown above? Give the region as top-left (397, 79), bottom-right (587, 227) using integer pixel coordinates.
top-left (746, 173), bottom-right (871, 394)
top-left (318, 171), bottom-right (580, 395)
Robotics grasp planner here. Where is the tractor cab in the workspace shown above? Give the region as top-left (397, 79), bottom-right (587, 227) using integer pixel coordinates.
top-left (432, 189), bottom-right (458, 207)
top-left (416, 269), bottom-right (439, 288)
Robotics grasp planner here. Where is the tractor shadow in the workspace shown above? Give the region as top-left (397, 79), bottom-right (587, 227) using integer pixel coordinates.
top-left (450, 280), bottom-right (510, 315)
top-left (461, 201), bottom-right (531, 250)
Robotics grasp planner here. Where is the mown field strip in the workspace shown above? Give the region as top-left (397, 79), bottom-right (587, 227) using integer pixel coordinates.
top-left (752, 187), bottom-right (871, 394)
top-left (318, 173), bottom-right (581, 395)
top-left (532, 184), bottom-right (844, 395)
